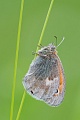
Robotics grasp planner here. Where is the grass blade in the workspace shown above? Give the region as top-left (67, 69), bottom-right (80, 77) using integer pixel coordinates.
top-left (10, 0), bottom-right (24, 120)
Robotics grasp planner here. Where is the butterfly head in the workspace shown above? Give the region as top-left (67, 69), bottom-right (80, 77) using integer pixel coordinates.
top-left (38, 43), bottom-right (57, 57)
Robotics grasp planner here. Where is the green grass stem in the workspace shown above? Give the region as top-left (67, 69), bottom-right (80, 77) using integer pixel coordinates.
top-left (10, 0), bottom-right (24, 120)
top-left (16, 91), bottom-right (26, 120)
top-left (36, 0), bottom-right (55, 53)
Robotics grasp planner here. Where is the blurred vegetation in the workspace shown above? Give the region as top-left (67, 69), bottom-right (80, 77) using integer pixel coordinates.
top-left (0, 0), bottom-right (80, 120)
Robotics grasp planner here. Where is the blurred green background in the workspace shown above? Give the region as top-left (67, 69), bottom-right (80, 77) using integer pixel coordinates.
top-left (0, 0), bottom-right (80, 120)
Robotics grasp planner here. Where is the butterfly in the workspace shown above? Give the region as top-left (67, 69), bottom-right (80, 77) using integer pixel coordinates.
top-left (22, 42), bottom-right (65, 107)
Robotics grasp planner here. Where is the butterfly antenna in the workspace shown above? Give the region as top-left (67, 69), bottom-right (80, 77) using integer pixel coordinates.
top-left (54, 36), bottom-right (57, 46)
top-left (57, 37), bottom-right (65, 48)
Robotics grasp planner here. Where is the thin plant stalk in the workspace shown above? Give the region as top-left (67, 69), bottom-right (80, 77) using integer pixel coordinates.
top-left (16, 91), bottom-right (26, 120)
top-left (36, 0), bottom-right (55, 53)
top-left (16, 0), bottom-right (55, 120)
top-left (10, 0), bottom-right (24, 120)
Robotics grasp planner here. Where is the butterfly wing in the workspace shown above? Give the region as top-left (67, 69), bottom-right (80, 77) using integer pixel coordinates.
top-left (44, 56), bottom-right (65, 106)
top-left (22, 55), bottom-right (65, 106)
